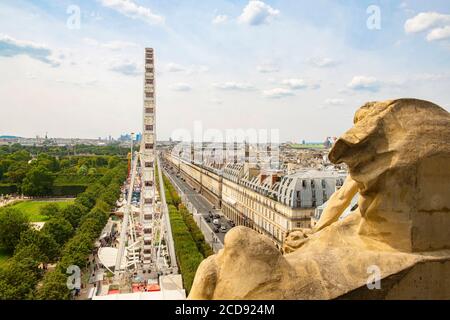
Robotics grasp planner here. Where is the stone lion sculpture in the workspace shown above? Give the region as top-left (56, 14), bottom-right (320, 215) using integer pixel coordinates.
top-left (188, 99), bottom-right (450, 300)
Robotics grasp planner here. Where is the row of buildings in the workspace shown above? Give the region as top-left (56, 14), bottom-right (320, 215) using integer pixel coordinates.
top-left (0, 135), bottom-right (118, 147)
top-left (162, 144), bottom-right (347, 250)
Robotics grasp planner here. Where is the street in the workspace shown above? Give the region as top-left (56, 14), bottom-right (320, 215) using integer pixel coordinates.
top-left (161, 160), bottom-right (232, 247)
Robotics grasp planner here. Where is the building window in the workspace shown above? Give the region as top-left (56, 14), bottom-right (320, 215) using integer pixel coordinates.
top-left (146, 92), bottom-right (154, 98)
top-left (144, 198), bottom-right (153, 204)
top-left (145, 143), bottom-right (154, 150)
top-left (146, 79), bottom-right (154, 85)
top-left (145, 107), bottom-right (154, 114)
top-left (145, 162), bottom-right (153, 168)
top-left (145, 125), bottom-right (153, 131)
top-left (145, 181), bottom-right (153, 187)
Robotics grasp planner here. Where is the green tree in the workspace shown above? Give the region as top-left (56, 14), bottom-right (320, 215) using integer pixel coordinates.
top-left (0, 252), bottom-right (41, 300)
top-left (95, 156), bottom-right (108, 167)
top-left (108, 156), bottom-right (120, 169)
top-left (15, 229), bottom-right (60, 263)
top-left (4, 161), bottom-right (29, 184)
top-left (0, 208), bottom-right (30, 253)
top-left (35, 270), bottom-right (70, 300)
top-left (36, 153), bottom-right (60, 172)
top-left (59, 159), bottom-right (71, 169)
top-left (0, 159), bottom-right (13, 181)
top-left (39, 203), bottom-right (61, 219)
top-left (75, 189), bottom-right (99, 210)
top-left (59, 203), bottom-right (88, 228)
top-left (41, 216), bottom-right (73, 246)
top-left (77, 165), bottom-right (88, 176)
top-left (21, 166), bottom-right (55, 196)
top-left (13, 243), bottom-right (47, 266)
top-left (8, 143), bottom-right (24, 154)
top-left (8, 150), bottom-right (31, 162)
top-left (59, 233), bottom-right (93, 270)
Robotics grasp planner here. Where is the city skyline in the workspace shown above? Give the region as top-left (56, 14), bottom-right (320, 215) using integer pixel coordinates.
top-left (1, 0), bottom-right (450, 142)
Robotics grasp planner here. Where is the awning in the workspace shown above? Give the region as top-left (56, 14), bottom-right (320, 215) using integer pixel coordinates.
top-left (98, 247), bottom-right (126, 270)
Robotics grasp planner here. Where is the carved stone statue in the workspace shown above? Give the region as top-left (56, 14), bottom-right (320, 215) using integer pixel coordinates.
top-left (188, 99), bottom-right (450, 300)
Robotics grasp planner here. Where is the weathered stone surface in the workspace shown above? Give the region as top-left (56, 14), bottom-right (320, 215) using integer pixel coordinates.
top-left (188, 99), bottom-right (450, 300)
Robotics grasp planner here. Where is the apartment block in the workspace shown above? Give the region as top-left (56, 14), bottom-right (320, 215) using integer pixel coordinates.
top-left (164, 150), bottom-right (346, 249)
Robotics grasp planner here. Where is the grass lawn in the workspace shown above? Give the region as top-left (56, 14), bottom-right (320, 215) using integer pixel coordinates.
top-left (6, 200), bottom-right (75, 222)
top-left (0, 247), bottom-right (11, 266)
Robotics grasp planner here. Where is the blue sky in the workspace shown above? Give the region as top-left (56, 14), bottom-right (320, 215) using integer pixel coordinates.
top-left (0, 0), bottom-right (449, 142)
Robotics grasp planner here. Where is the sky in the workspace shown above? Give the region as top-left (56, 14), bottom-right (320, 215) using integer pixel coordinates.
top-left (0, 0), bottom-right (449, 143)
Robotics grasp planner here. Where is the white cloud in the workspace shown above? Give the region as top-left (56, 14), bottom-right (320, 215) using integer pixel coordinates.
top-left (263, 88), bottom-right (294, 99)
top-left (213, 82), bottom-right (255, 91)
top-left (108, 58), bottom-right (141, 76)
top-left (194, 65), bottom-right (209, 73)
top-left (83, 37), bottom-right (137, 50)
top-left (411, 72), bottom-right (450, 81)
top-left (212, 15), bottom-right (228, 25)
top-left (102, 40), bottom-right (137, 50)
top-left (347, 76), bottom-right (380, 91)
top-left (282, 78), bottom-right (308, 90)
top-left (55, 78), bottom-right (98, 87)
top-left (83, 38), bottom-right (99, 46)
top-left (99, 0), bottom-right (165, 25)
top-left (405, 12), bottom-right (450, 42)
top-left (399, 2), bottom-right (415, 15)
top-left (169, 83), bottom-right (192, 91)
top-left (426, 25), bottom-right (450, 41)
top-left (166, 62), bottom-right (209, 74)
top-left (166, 62), bottom-right (187, 72)
top-left (0, 34), bottom-right (60, 66)
top-left (325, 98), bottom-right (345, 106)
top-left (90, 11), bottom-right (103, 21)
top-left (405, 12), bottom-right (450, 34)
top-left (25, 72), bottom-right (37, 80)
top-left (238, 1), bottom-right (280, 26)
top-left (257, 63), bottom-right (279, 73)
top-left (211, 98), bottom-right (223, 105)
top-left (308, 57), bottom-right (338, 68)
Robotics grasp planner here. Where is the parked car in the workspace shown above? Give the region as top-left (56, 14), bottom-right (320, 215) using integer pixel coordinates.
top-left (213, 226), bottom-right (220, 233)
top-left (205, 217), bottom-right (211, 223)
top-left (220, 225), bottom-right (227, 233)
top-left (208, 212), bottom-right (213, 219)
top-left (214, 214), bottom-right (221, 219)
top-left (228, 220), bottom-right (235, 227)
top-left (213, 218), bottom-right (220, 226)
